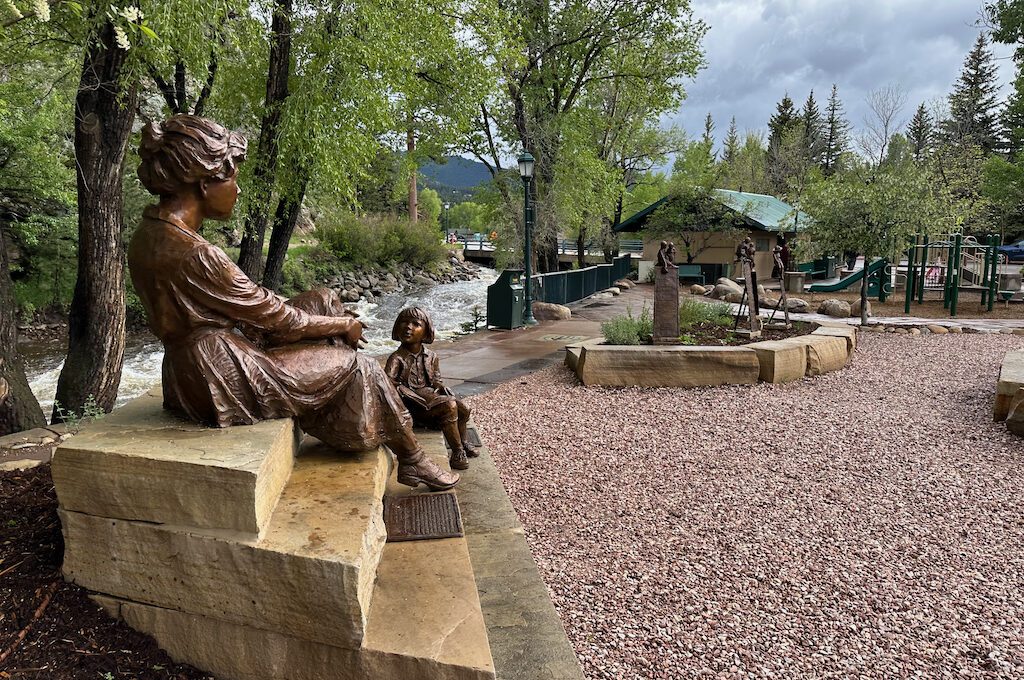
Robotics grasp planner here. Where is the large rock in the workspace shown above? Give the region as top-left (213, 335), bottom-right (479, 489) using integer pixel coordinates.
top-left (52, 389), bottom-right (297, 536)
top-left (714, 278), bottom-right (743, 295)
top-left (724, 291), bottom-right (744, 304)
top-left (812, 325), bottom-right (857, 353)
top-left (576, 345), bottom-right (759, 388)
top-left (817, 299), bottom-right (852, 318)
top-left (614, 278), bottom-right (633, 289)
top-left (785, 297), bottom-right (809, 313)
top-left (688, 284), bottom-right (707, 295)
top-left (994, 350), bottom-right (1024, 422)
top-left (60, 444), bottom-right (391, 650)
top-left (779, 335), bottom-right (849, 376)
top-left (747, 340), bottom-right (807, 384)
top-left (532, 301), bottom-right (571, 321)
top-left (850, 298), bottom-right (872, 318)
top-left (1007, 387), bottom-right (1024, 437)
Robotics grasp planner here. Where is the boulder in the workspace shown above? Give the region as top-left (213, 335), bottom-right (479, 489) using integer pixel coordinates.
top-left (688, 284), bottom-right (707, 295)
top-left (850, 298), bottom-right (872, 318)
top-left (715, 278), bottom-right (743, 295)
top-left (724, 291), bottom-right (744, 304)
top-left (817, 299), bottom-right (852, 318)
top-left (926, 324), bottom-right (948, 335)
top-left (785, 297), bottom-right (809, 313)
top-left (411, 274), bottom-right (433, 287)
top-left (532, 302), bottom-right (571, 321)
top-left (614, 278), bottom-right (633, 289)
top-left (602, 287), bottom-right (621, 296)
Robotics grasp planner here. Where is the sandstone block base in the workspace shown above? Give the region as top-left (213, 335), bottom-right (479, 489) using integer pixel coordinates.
top-left (577, 345), bottom-right (759, 387)
top-left (52, 388), bottom-right (297, 536)
top-left (994, 350), bottom-right (1024, 422)
top-left (1007, 387), bottom-right (1024, 437)
top-left (747, 340), bottom-right (807, 383)
top-left (812, 325), bottom-right (857, 353)
top-left (62, 441), bottom-right (390, 649)
top-left (779, 335), bottom-right (849, 376)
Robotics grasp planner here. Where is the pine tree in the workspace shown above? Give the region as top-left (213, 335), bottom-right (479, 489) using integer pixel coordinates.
top-left (821, 84), bottom-right (850, 176)
top-left (940, 33), bottom-right (1002, 153)
top-left (722, 116), bottom-right (740, 164)
top-left (701, 112), bottom-right (715, 159)
top-left (800, 89), bottom-right (824, 164)
top-left (768, 93), bottom-right (799, 149)
top-left (907, 103), bottom-right (934, 162)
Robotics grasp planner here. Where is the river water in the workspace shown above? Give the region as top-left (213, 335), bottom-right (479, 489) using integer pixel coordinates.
top-left (24, 269), bottom-right (497, 416)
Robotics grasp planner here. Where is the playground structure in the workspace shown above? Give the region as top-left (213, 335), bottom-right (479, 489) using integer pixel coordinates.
top-left (808, 259), bottom-right (891, 300)
top-left (903, 234), bottom-right (1000, 317)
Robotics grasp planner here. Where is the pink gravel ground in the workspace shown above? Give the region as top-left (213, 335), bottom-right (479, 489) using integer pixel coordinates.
top-left (469, 334), bottom-right (1024, 679)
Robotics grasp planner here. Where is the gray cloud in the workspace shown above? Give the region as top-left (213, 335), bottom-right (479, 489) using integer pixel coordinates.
top-left (667, 0), bottom-right (1016, 153)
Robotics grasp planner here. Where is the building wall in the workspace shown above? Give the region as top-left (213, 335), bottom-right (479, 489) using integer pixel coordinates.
top-left (640, 231), bottom-right (779, 278)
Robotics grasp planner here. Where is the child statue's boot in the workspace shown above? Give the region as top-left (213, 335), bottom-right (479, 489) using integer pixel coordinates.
top-left (396, 448), bottom-right (459, 491)
top-left (463, 442), bottom-right (480, 458)
top-left (449, 447), bottom-right (469, 471)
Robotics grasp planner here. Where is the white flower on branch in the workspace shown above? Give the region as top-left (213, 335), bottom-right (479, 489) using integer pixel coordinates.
top-left (114, 24), bottom-right (131, 49)
top-left (2, 0), bottom-right (24, 20)
top-left (31, 0), bottom-right (48, 21)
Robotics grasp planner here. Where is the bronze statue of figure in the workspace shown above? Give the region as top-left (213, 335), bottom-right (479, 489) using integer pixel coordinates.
top-left (385, 308), bottom-right (479, 471)
top-left (127, 114), bottom-right (458, 491)
top-left (656, 240), bottom-right (676, 274)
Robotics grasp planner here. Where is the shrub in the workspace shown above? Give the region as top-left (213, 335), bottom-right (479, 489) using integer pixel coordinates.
top-left (601, 305), bottom-right (652, 345)
top-left (315, 211), bottom-right (446, 268)
top-left (678, 298), bottom-right (733, 329)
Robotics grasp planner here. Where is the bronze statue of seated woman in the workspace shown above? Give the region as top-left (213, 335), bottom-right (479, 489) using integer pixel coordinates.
top-left (127, 114), bottom-right (458, 491)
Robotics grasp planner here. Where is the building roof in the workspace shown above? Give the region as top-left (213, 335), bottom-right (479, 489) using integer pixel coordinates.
top-left (614, 189), bottom-right (809, 234)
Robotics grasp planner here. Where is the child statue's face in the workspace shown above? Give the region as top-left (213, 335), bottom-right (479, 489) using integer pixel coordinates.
top-left (396, 317), bottom-right (427, 346)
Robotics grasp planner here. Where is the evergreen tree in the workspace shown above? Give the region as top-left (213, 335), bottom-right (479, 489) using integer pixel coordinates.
top-left (800, 89), bottom-right (824, 164)
top-left (768, 93), bottom-right (800, 149)
top-left (1003, 74), bottom-right (1024, 160)
top-left (907, 103), bottom-right (934, 162)
top-left (940, 33), bottom-right (1002, 153)
top-left (722, 116), bottom-right (740, 164)
top-left (821, 84), bottom-right (850, 176)
top-left (701, 112), bottom-right (715, 158)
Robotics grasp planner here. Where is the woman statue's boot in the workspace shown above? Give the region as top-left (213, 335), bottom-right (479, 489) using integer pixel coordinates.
top-left (395, 446), bottom-right (459, 491)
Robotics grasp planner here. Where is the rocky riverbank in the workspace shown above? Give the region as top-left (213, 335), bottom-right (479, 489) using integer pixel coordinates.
top-left (323, 255), bottom-right (483, 303)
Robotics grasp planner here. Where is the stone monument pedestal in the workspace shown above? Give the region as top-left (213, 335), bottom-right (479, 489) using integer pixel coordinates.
top-left (654, 264), bottom-right (680, 344)
top-left (53, 388), bottom-right (495, 680)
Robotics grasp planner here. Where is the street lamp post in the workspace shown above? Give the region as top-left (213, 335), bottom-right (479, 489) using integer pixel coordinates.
top-left (443, 202), bottom-right (450, 242)
top-left (518, 151), bottom-right (537, 325)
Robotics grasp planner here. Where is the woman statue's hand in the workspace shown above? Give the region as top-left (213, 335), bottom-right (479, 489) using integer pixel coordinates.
top-left (341, 318), bottom-right (368, 350)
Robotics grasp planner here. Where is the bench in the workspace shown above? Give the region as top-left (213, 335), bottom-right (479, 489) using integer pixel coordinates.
top-left (677, 264), bottom-right (705, 284)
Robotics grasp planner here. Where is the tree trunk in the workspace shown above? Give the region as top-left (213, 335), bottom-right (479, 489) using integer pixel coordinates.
top-left (0, 228), bottom-right (44, 435)
top-left (407, 124), bottom-right (418, 223)
top-left (52, 20), bottom-right (137, 421)
top-left (237, 0), bottom-right (292, 281)
top-left (262, 170), bottom-right (310, 292)
top-left (576, 226), bottom-right (586, 270)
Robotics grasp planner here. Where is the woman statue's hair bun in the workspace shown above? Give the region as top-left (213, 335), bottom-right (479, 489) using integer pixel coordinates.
top-left (137, 115), bottom-right (247, 197)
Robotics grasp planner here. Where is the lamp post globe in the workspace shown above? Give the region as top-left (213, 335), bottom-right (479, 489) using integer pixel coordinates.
top-left (518, 151), bottom-right (538, 326)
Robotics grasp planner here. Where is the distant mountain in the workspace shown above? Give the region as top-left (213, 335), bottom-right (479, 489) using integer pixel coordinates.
top-left (418, 156), bottom-right (492, 202)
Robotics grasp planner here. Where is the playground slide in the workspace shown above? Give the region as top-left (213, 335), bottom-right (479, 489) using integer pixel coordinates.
top-left (808, 259), bottom-right (886, 293)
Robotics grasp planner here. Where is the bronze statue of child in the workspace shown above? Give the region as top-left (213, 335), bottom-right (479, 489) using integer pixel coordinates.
top-left (385, 307), bottom-right (480, 470)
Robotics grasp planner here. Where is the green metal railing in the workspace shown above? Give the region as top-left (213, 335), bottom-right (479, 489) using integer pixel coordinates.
top-left (531, 255), bottom-right (632, 306)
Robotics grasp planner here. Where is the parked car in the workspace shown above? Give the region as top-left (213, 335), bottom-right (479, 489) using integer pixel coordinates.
top-left (998, 239), bottom-right (1024, 263)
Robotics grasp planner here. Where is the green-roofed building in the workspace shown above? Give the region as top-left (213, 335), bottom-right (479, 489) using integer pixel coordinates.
top-left (614, 189), bottom-right (810, 281)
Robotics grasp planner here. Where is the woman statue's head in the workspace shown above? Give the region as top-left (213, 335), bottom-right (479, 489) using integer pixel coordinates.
top-left (138, 115), bottom-right (247, 220)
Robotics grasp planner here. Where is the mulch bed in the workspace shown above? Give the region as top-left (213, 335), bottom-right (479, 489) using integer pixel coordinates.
top-left (0, 464), bottom-right (216, 679)
top-left (678, 321), bottom-right (813, 346)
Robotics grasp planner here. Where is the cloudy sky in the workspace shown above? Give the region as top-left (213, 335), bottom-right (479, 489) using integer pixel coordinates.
top-left (667, 0), bottom-right (1016, 152)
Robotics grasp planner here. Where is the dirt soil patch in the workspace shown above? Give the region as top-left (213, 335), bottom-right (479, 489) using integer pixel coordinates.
top-left (0, 464), bottom-right (216, 679)
top-left (799, 289), bottom-right (1023, 319)
top-left (678, 321), bottom-right (813, 346)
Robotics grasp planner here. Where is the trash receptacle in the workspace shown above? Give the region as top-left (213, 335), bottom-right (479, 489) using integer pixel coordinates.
top-left (487, 269), bottom-right (525, 329)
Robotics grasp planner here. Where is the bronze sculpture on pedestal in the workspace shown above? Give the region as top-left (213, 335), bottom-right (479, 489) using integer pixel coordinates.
top-left (386, 307), bottom-right (480, 471)
top-left (127, 114), bottom-right (458, 491)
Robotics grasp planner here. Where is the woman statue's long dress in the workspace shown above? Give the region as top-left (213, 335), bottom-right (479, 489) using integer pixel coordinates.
top-left (126, 115), bottom-right (458, 491)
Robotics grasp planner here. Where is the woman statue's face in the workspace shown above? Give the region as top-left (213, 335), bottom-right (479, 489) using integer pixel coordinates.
top-left (201, 175), bottom-right (240, 221)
